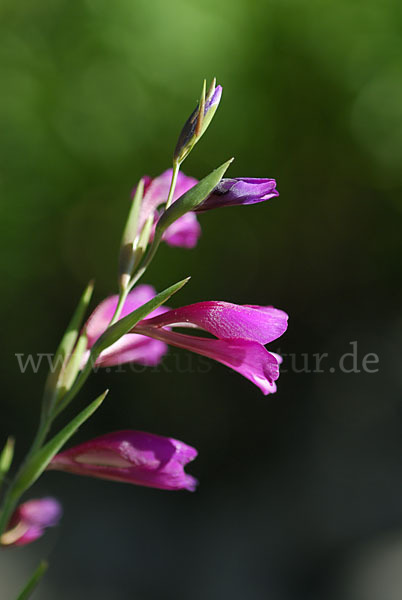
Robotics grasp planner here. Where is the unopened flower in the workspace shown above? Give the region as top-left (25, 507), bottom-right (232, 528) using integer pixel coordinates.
top-left (1, 497), bottom-right (62, 547)
top-left (48, 431), bottom-right (198, 492)
top-left (83, 284), bottom-right (168, 368)
top-left (174, 79), bottom-right (222, 163)
top-left (195, 177), bottom-right (279, 211)
top-left (133, 301), bottom-right (288, 395)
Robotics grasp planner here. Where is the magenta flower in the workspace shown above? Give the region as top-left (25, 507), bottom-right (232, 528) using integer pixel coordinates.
top-left (48, 431), bottom-right (198, 492)
top-left (194, 178), bottom-right (279, 212)
top-left (136, 170), bottom-right (201, 249)
top-left (133, 301), bottom-right (288, 395)
top-left (1, 497), bottom-right (62, 547)
top-left (85, 287), bottom-right (288, 393)
top-left (84, 284), bottom-right (168, 368)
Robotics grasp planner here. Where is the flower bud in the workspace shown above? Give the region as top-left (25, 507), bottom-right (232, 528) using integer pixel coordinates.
top-left (174, 79), bottom-right (222, 164)
top-left (1, 498), bottom-right (62, 547)
top-left (194, 177), bottom-right (279, 211)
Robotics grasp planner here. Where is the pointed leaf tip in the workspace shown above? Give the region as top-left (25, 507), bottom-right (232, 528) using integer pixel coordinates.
top-left (16, 560), bottom-right (48, 600)
top-left (0, 436), bottom-right (15, 484)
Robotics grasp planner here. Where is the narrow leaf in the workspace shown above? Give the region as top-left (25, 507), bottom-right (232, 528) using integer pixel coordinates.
top-left (16, 561), bottom-right (48, 600)
top-left (43, 280), bottom-right (94, 410)
top-left (195, 79), bottom-right (206, 137)
top-left (0, 436), bottom-right (15, 486)
top-left (155, 158), bottom-right (233, 237)
top-left (14, 391), bottom-right (107, 497)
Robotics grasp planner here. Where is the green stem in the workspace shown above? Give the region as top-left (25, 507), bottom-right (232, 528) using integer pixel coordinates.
top-left (28, 416), bottom-right (51, 457)
top-left (126, 229), bottom-right (163, 291)
top-left (109, 286), bottom-right (129, 327)
top-left (165, 160), bottom-right (180, 209)
top-left (0, 416), bottom-right (51, 537)
top-left (0, 343), bottom-right (91, 535)
top-left (0, 475), bottom-right (20, 538)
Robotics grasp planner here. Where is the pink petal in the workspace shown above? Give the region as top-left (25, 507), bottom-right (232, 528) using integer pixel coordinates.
top-left (162, 212), bottom-right (201, 248)
top-left (94, 335), bottom-right (167, 367)
top-left (134, 327), bottom-right (280, 395)
top-left (139, 301), bottom-right (288, 345)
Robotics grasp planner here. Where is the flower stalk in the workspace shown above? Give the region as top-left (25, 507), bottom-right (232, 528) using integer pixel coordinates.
top-left (0, 77), bottom-right (287, 600)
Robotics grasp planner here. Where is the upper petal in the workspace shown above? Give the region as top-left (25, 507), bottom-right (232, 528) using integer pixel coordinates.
top-left (139, 301), bottom-right (288, 345)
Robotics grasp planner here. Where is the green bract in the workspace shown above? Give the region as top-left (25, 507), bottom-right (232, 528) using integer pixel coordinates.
top-left (0, 437), bottom-right (15, 489)
top-left (155, 158), bottom-right (233, 240)
top-left (119, 178), bottom-right (145, 290)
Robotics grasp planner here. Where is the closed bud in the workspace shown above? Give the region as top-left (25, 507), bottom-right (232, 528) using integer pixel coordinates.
top-left (174, 79), bottom-right (222, 164)
top-left (1, 498), bottom-right (62, 547)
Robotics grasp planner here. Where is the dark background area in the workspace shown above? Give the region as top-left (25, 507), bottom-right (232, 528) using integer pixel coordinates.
top-left (1, 0), bottom-right (402, 598)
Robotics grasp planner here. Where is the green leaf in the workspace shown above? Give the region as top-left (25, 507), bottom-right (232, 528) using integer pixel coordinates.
top-left (16, 561), bottom-right (48, 600)
top-left (0, 436), bottom-right (15, 487)
top-left (155, 158), bottom-right (233, 238)
top-left (14, 391), bottom-right (107, 497)
top-left (43, 280), bottom-right (94, 413)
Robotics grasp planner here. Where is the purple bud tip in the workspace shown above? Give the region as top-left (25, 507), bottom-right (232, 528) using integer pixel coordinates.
top-left (195, 177), bottom-right (279, 212)
top-left (206, 85), bottom-right (222, 111)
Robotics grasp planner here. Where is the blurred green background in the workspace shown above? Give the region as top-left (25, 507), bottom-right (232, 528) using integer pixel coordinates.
top-left (1, 0), bottom-right (402, 598)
